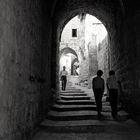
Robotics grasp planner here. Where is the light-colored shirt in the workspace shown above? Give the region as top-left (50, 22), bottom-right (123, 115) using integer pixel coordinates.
top-left (107, 75), bottom-right (118, 89)
top-left (60, 70), bottom-right (68, 76)
top-left (92, 76), bottom-right (104, 90)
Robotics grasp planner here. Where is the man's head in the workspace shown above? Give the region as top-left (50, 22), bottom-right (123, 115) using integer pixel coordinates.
top-left (97, 70), bottom-right (103, 77)
top-left (63, 66), bottom-right (66, 70)
top-left (109, 70), bottom-right (115, 76)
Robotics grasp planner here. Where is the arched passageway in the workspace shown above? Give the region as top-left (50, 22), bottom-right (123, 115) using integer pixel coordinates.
top-left (50, 0), bottom-right (140, 124)
top-left (51, 0), bottom-right (122, 89)
top-left (59, 14), bottom-right (108, 85)
top-left (0, 0), bottom-right (140, 139)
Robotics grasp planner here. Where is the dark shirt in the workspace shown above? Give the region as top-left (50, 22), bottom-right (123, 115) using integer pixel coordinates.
top-left (92, 76), bottom-right (105, 90)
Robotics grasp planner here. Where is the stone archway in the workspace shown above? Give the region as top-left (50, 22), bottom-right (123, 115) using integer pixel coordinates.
top-left (51, 0), bottom-right (124, 90)
top-left (59, 47), bottom-right (79, 75)
top-left (59, 47), bottom-right (78, 59)
top-left (50, 0), bottom-right (140, 118)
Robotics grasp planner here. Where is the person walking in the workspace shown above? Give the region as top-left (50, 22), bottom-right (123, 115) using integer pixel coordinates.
top-left (92, 70), bottom-right (105, 118)
top-left (60, 66), bottom-right (68, 90)
top-left (107, 70), bottom-right (119, 119)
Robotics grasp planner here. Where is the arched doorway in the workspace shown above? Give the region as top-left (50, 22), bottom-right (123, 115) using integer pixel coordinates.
top-left (51, 0), bottom-right (124, 91)
top-left (59, 13), bottom-right (108, 90)
top-left (59, 47), bottom-right (79, 75)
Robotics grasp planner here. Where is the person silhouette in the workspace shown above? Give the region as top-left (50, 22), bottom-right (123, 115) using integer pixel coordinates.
top-left (92, 70), bottom-right (105, 118)
top-left (107, 70), bottom-right (120, 119)
top-left (60, 66), bottom-right (68, 90)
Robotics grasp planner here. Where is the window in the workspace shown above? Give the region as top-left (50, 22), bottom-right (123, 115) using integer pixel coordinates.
top-left (72, 29), bottom-right (77, 37)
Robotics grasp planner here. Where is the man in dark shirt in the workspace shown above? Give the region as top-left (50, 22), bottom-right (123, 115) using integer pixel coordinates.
top-left (92, 70), bottom-right (105, 118)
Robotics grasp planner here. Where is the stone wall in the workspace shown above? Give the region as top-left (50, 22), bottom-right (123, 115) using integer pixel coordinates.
top-left (88, 35), bottom-right (98, 77)
top-left (0, 0), bottom-right (51, 139)
top-left (97, 36), bottom-right (109, 82)
top-left (133, 11), bottom-right (140, 118)
top-left (53, 0), bottom-right (120, 90)
top-left (115, 10), bottom-right (140, 120)
top-left (60, 16), bottom-right (84, 60)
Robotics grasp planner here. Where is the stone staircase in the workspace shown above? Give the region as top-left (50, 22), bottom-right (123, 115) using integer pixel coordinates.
top-left (40, 81), bottom-right (137, 133)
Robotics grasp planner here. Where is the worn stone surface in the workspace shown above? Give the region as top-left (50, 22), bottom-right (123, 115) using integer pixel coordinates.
top-left (88, 35), bottom-right (98, 77)
top-left (0, 0), bottom-right (52, 139)
top-left (97, 36), bottom-right (109, 82)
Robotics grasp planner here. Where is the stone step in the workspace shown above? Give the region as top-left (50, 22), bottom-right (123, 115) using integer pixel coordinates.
top-left (47, 108), bottom-right (129, 120)
top-left (60, 94), bottom-right (88, 97)
top-left (52, 104), bottom-right (123, 112)
top-left (46, 115), bottom-right (129, 122)
top-left (41, 118), bottom-right (132, 127)
top-left (47, 110), bottom-right (129, 121)
top-left (60, 96), bottom-right (91, 100)
top-left (53, 104), bottom-right (96, 108)
top-left (56, 100), bottom-right (95, 105)
top-left (48, 110), bottom-right (99, 116)
top-left (46, 114), bottom-right (110, 121)
top-left (65, 87), bottom-right (78, 89)
top-left (52, 104), bottom-right (113, 112)
top-left (52, 106), bottom-right (97, 112)
top-left (44, 84), bottom-right (132, 134)
top-left (60, 93), bottom-right (87, 96)
top-left (40, 118), bottom-right (133, 133)
top-left (61, 86), bottom-right (81, 88)
top-left (60, 90), bottom-right (85, 93)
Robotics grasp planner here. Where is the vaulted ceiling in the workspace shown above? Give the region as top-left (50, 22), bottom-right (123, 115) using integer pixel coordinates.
top-left (44, 0), bottom-right (140, 18)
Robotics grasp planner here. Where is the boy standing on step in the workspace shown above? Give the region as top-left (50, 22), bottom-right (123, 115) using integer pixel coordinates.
top-left (92, 70), bottom-right (105, 118)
